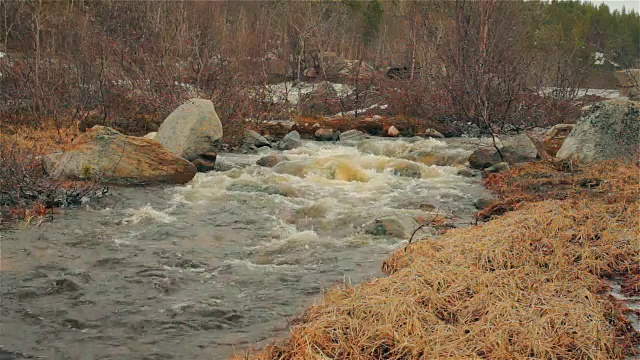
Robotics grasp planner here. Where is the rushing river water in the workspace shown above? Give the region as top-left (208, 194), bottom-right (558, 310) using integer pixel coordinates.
top-left (1, 137), bottom-right (493, 359)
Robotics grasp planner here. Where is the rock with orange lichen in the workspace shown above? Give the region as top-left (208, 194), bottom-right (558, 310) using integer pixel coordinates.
top-left (44, 126), bottom-right (196, 185)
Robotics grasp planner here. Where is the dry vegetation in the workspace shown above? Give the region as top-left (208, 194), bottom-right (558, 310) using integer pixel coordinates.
top-left (240, 161), bottom-right (640, 360)
top-left (0, 125), bottom-right (99, 225)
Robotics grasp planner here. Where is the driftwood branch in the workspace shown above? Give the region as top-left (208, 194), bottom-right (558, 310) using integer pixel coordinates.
top-left (405, 208), bottom-right (442, 251)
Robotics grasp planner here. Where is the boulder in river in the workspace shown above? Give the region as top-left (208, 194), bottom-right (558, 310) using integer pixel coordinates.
top-left (339, 129), bottom-right (367, 142)
top-left (244, 130), bottom-right (271, 148)
top-left (314, 128), bottom-right (340, 141)
top-left (256, 153), bottom-right (288, 168)
top-left (44, 126), bottom-right (196, 185)
top-left (364, 216), bottom-right (425, 239)
top-left (389, 161), bottom-right (422, 178)
top-left (387, 126), bottom-right (399, 137)
top-left (468, 135), bottom-right (538, 170)
top-left (277, 130), bottom-right (302, 150)
top-left (156, 98), bottom-right (223, 162)
top-left (556, 100), bottom-right (639, 163)
top-left (422, 128), bottom-right (445, 139)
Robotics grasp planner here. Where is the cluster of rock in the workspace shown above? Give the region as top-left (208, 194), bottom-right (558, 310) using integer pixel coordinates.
top-left (467, 99), bottom-right (639, 172)
top-left (43, 97), bottom-right (638, 187)
top-left (45, 98), bottom-right (223, 185)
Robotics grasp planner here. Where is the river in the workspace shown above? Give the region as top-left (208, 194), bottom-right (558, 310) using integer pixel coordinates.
top-left (0, 137), bottom-right (492, 359)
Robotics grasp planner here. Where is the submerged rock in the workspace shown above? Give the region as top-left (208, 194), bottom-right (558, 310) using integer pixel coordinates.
top-left (556, 100), bottom-right (639, 163)
top-left (226, 181), bottom-right (299, 197)
top-left (364, 216), bottom-right (422, 239)
top-left (389, 161), bottom-right (422, 178)
top-left (156, 98), bottom-right (223, 162)
top-left (44, 126), bottom-right (196, 185)
top-left (256, 153), bottom-right (288, 168)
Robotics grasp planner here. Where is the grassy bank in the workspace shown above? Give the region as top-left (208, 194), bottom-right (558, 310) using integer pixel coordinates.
top-left (239, 161), bottom-right (639, 359)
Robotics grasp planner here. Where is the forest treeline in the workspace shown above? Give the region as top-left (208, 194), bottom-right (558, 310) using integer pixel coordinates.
top-left (0, 0), bottom-right (638, 140)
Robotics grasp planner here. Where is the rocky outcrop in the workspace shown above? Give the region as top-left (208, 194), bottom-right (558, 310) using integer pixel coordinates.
top-left (314, 128), bottom-right (340, 141)
top-left (44, 126), bottom-right (196, 185)
top-left (277, 130), bottom-right (302, 150)
top-left (556, 100), bottom-right (640, 163)
top-left (543, 124), bottom-right (574, 157)
top-left (156, 99), bottom-right (223, 169)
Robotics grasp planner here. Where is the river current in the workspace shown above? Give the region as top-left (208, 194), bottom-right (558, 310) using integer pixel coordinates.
top-left (1, 137), bottom-right (492, 359)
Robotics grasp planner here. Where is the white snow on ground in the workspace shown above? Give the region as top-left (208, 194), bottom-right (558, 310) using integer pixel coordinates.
top-left (263, 81), bottom-right (354, 105)
top-left (335, 104), bottom-right (389, 117)
top-left (539, 87), bottom-right (621, 99)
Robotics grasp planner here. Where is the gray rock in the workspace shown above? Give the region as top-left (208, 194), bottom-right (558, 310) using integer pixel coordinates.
top-left (244, 130), bottom-right (271, 148)
top-left (468, 143), bottom-right (537, 170)
top-left (156, 98), bottom-right (223, 161)
top-left (339, 129), bottom-right (367, 142)
top-left (277, 130), bottom-right (302, 150)
top-left (364, 216), bottom-right (424, 239)
top-left (314, 128), bottom-right (340, 141)
top-left (256, 154), bottom-right (288, 168)
top-left (556, 100), bottom-right (639, 163)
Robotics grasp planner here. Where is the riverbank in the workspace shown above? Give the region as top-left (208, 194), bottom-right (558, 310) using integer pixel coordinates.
top-left (239, 160), bottom-right (640, 359)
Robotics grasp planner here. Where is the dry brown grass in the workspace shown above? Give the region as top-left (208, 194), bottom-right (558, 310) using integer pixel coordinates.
top-left (239, 161), bottom-right (639, 360)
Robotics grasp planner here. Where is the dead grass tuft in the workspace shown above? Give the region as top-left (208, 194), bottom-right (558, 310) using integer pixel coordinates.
top-left (239, 161), bottom-right (640, 360)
